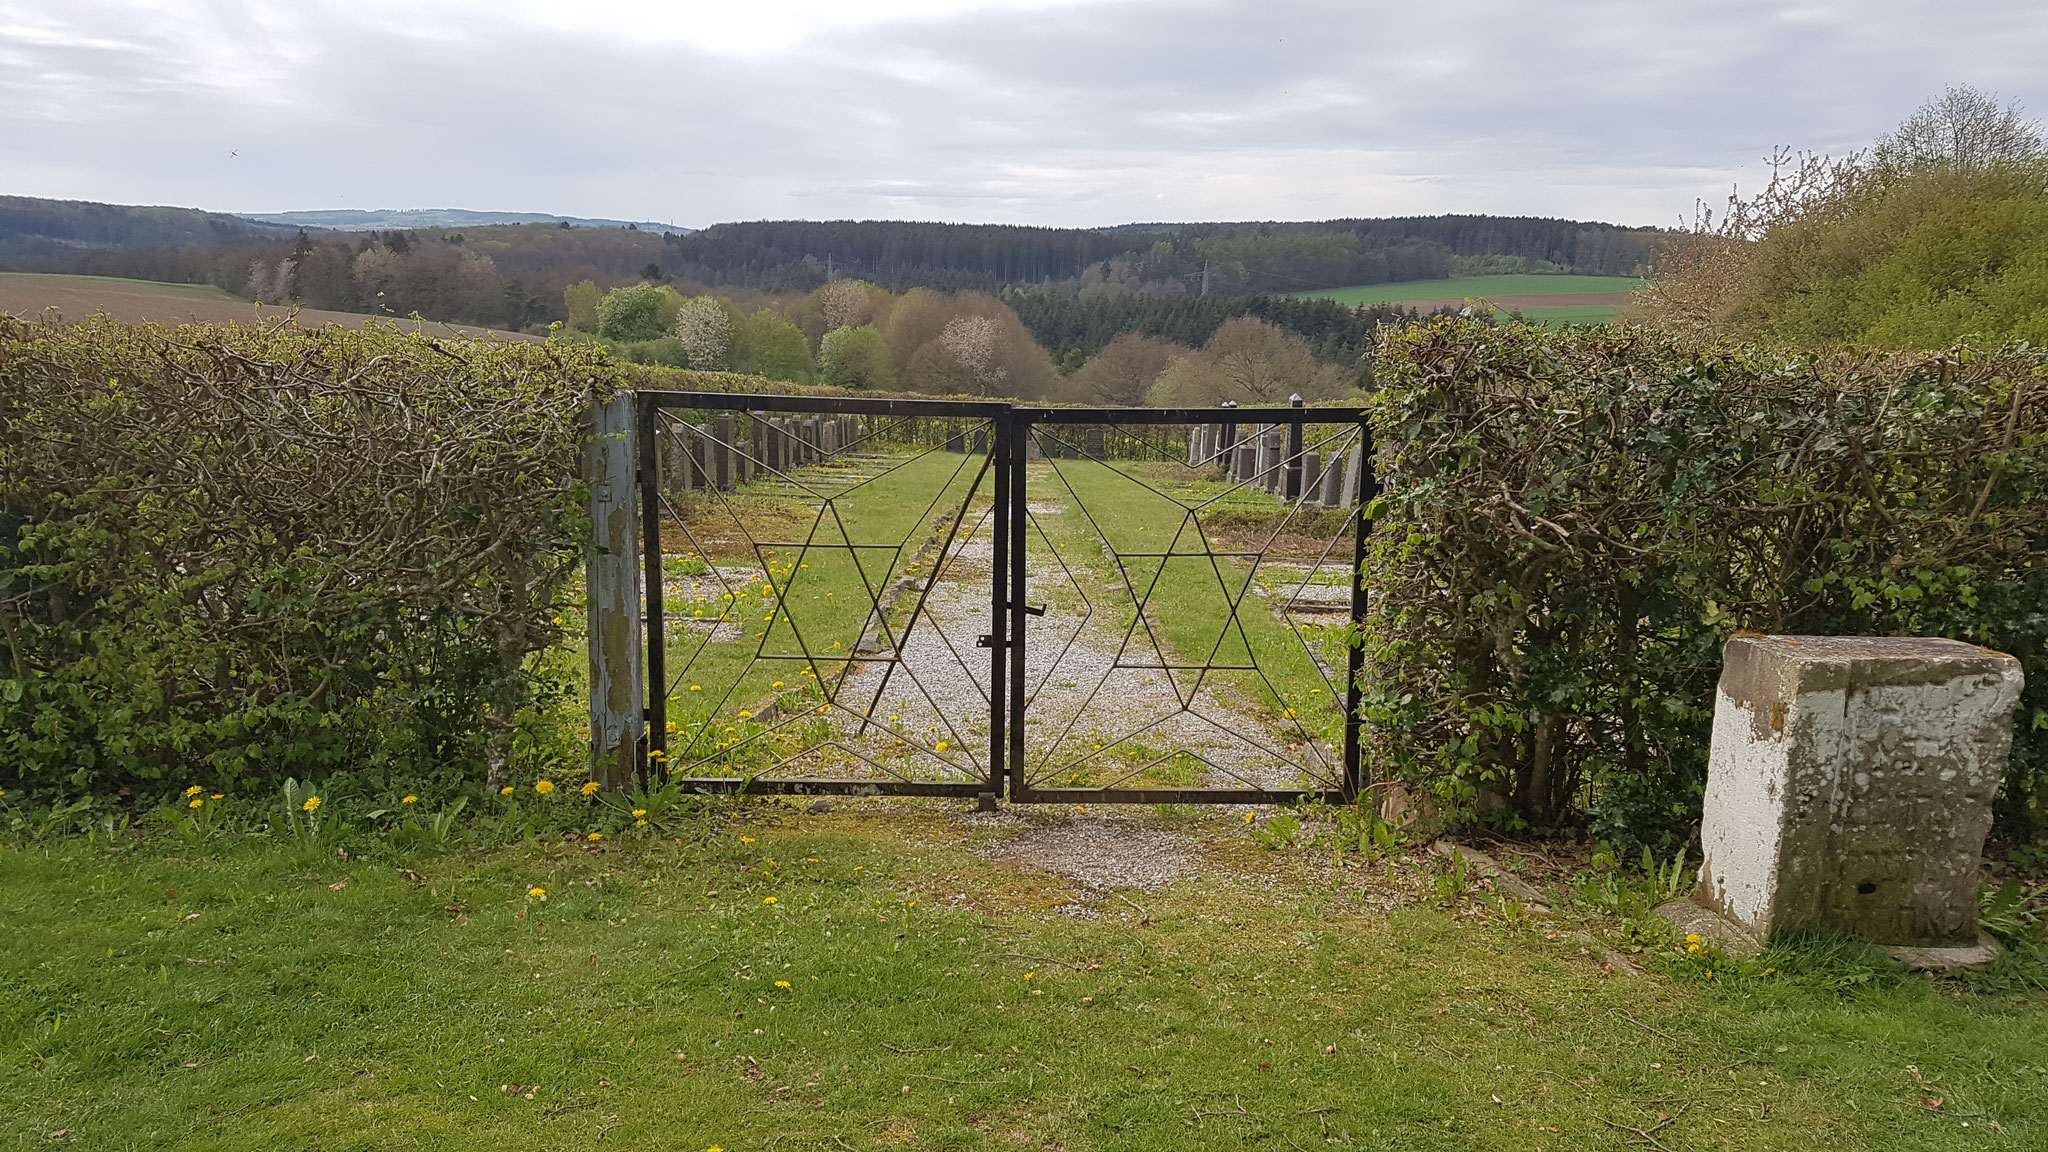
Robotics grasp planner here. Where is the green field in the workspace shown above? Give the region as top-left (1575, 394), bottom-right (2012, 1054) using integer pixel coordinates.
top-left (4, 805), bottom-right (2045, 1150)
top-left (1296, 274), bottom-right (1644, 307)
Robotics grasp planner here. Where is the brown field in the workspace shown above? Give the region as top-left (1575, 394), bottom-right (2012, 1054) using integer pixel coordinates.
top-left (0, 272), bottom-right (533, 340)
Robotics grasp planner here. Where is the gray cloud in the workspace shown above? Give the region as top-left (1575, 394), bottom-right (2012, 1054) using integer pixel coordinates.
top-left (1, 0), bottom-right (2043, 228)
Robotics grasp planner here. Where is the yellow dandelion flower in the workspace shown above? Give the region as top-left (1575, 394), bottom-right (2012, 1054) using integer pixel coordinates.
top-left (740, 836), bottom-right (755, 844)
top-left (588, 832), bottom-right (603, 841)
top-left (1244, 811), bottom-right (1255, 823)
top-left (1685, 932), bottom-right (1700, 943)
top-left (636, 819), bottom-right (648, 827)
top-left (581, 781), bottom-right (601, 796)
top-left (535, 780), bottom-right (555, 795)
top-left (528, 887), bottom-right (546, 899)
top-left (632, 808), bottom-right (647, 817)
top-left (690, 684), bottom-right (703, 692)
top-left (302, 796), bottom-right (322, 812)
top-left (774, 980), bottom-right (791, 989)
top-left (500, 785), bottom-right (514, 795)
top-left (762, 896), bottom-right (777, 905)
top-left (935, 741), bottom-right (949, 751)
top-left (402, 795), bottom-right (418, 804)
top-left (188, 797), bottom-right (203, 808)
top-left (210, 793), bottom-right (223, 799)
top-left (772, 680), bottom-right (785, 688)
top-left (183, 785), bottom-right (203, 798)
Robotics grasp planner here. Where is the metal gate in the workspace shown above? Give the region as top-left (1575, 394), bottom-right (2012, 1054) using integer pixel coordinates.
top-left (595, 391), bottom-right (1374, 806)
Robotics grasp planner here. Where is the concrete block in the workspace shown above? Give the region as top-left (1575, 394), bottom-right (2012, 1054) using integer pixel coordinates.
top-left (1687, 635), bottom-right (2022, 957)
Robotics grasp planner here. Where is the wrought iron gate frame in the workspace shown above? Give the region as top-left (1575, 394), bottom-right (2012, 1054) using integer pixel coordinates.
top-left (625, 392), bottom-right (1376, 807)
top-left (1001, 404), bottom-right (1375, 807)
top-left (636, 390), bottom-right (1011, 802)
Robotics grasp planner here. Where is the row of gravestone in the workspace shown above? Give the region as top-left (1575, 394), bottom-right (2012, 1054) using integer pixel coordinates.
top-left (657, 412), bottom-right (861, 492)
top-left (936, 427), bottom-right (1110, 460)
top-left (1188, 423), bottom-right (1364, 508)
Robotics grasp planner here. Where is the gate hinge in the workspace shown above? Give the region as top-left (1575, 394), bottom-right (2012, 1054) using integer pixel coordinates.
top-left (977, 634), bottom-right (1001, 649)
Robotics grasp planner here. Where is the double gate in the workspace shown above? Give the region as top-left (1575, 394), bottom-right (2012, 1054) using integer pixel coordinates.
top-left (589, 391), bottom-right (1376, 807)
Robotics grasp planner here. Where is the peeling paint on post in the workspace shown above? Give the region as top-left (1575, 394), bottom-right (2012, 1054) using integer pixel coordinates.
top-left (585, 392), bottom-right (644, 792)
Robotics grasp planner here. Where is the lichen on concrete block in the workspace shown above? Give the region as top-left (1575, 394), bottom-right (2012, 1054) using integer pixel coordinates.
top-left (1691, 635), bottom-right (2023, 952)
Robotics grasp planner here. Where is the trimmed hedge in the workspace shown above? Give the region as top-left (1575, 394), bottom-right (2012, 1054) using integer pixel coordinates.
top-left (0, 318), bottom-right (620, 793)
top-left (1365, 318), bottom-right (2048, 844)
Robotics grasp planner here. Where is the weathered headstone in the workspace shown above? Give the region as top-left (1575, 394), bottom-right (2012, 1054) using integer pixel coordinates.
top-left (690, 424), bottom-right (712, 488)
top-left (1669, 635), bottom-right (2023, 966)
top-left (1299, 451), bottom-right (1321, 506)
top-left (714, 413), bottom-right (735, 489)
top-left (1233, 437), bottom-right (1256, 484)
top-left (1319, 448), bottom-right (1345, 506)
top-left (945, 430), bottom-right (965, 453)
top-left (971, 428), bottom-right (988, 456)
top-left (1336, 444), bottom-right (1361, 509)
top-left (1085, 426), bottom-right (1106, 462)
top-left (820, 419), bottom-right (838, 457)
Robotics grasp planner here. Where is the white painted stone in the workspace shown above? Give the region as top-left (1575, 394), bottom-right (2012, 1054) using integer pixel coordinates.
top-left (1692, 635), bottom-right (2023, 950)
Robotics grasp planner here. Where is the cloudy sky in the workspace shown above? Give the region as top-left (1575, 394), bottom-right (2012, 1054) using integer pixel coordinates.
top-left (3, 0), bottom-right (2044, 229)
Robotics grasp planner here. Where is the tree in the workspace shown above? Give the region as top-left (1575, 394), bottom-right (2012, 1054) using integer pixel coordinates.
top-left (596, 283), bottom-right (682, 342)
top-left (564, 280), bottom-right (601, 332)
top-left (817, 278), bottom-right (875, 330)
top-left (733, 310), bottom-right (813, 383)
top-left (1147, 318), bottom-right (1350, 406)
top-left (939, 315), bottom-right (1006, 395)
top-left (1874, 86), bottom-right (2045, 173)
top-left (1638, 89), bottom-right (2048, 348)
top-left (1066, 332), bottom-right (1186, 404)
top-left (818, 325), bottom-right (892, 389)
top-left (672, 296), bottom-right (734, 370)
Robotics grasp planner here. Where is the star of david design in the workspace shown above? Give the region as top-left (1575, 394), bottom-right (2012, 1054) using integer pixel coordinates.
top-left (647, 407), bottom-right (999, 785)
top-left (1019, 421), bottom-right (1368, 794)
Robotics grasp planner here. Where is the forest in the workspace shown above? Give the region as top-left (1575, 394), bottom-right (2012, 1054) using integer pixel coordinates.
top-left (0, 197), bottom-right (1666, 402)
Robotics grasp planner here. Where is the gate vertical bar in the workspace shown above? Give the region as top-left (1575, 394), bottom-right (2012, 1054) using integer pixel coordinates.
top-left (639, 395), bottom-right (668, 783)
top-left (1006, 413), bottom-right (1029, 802)
top-left (587, 391), bottom-right (644, 793)
top-left (1341, 418), bottom-right (1377, 804)
top-left (985, 412), bottom-right (1009, 811)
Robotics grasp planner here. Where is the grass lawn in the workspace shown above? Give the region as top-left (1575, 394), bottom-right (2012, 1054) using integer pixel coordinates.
top-left (1293, 275), bottom-right (1644, 308)
top-left (5, 803), bottom-right (2044, 1150)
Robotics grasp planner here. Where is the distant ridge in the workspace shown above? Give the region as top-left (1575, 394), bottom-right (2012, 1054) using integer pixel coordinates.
top-left (239, 208), bottom-right (691, 233)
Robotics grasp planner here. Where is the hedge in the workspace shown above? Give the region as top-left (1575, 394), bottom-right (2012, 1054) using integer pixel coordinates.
top-left (1365, 318), bottom-right (2048, 845)
top-left (0, 317), bottom-right (626, 794)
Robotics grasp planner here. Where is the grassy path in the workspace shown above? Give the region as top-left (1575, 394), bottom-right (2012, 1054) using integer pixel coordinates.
top-left (3, 806), bottom-right (2042, 1150)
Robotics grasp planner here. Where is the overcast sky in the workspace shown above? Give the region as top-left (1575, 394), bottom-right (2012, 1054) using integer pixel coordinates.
top-left (3, 0), bottom-right (2044, 229)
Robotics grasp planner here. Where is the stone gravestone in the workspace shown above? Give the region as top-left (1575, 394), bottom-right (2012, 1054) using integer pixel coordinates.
top-left (713, 413), bottom-right (735, 489)
top-left (971, 428), bottom-right (988, 456)
top-left (945, 430), bottom-right (965, 453)
top-left (1299, 452), bottom-right (1321, 506)
top-left (1665, 635), bottom-right (2023, 968)
top-left (1319, 449), bottom-right (1345, 507)
top-left (1233, 436), bottom-right (1256, 484)
top-left (1085, 426), bottom-right (1106, 462)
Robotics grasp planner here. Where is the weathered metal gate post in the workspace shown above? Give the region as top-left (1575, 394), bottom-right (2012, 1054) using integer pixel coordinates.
top-left (1342, 418), bottom-right (1378, 804)
top-left (586, 390), bottom-right (644, 792)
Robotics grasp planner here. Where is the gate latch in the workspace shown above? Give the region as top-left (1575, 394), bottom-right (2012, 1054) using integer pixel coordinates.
top-left (1022, 604), bottom-right (1046, 617)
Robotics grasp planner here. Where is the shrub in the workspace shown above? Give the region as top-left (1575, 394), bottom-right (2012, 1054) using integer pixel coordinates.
top-left (1365, 317), bottom-right (2048, 845)
top-left (0, 317), bottom-right (617, 795)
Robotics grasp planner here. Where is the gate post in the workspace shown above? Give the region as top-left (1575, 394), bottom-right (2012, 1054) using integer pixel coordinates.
top-left (586, 391), bottom-right (644, 792)
top-left (1342, 419), bottom-right (1379, 805)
